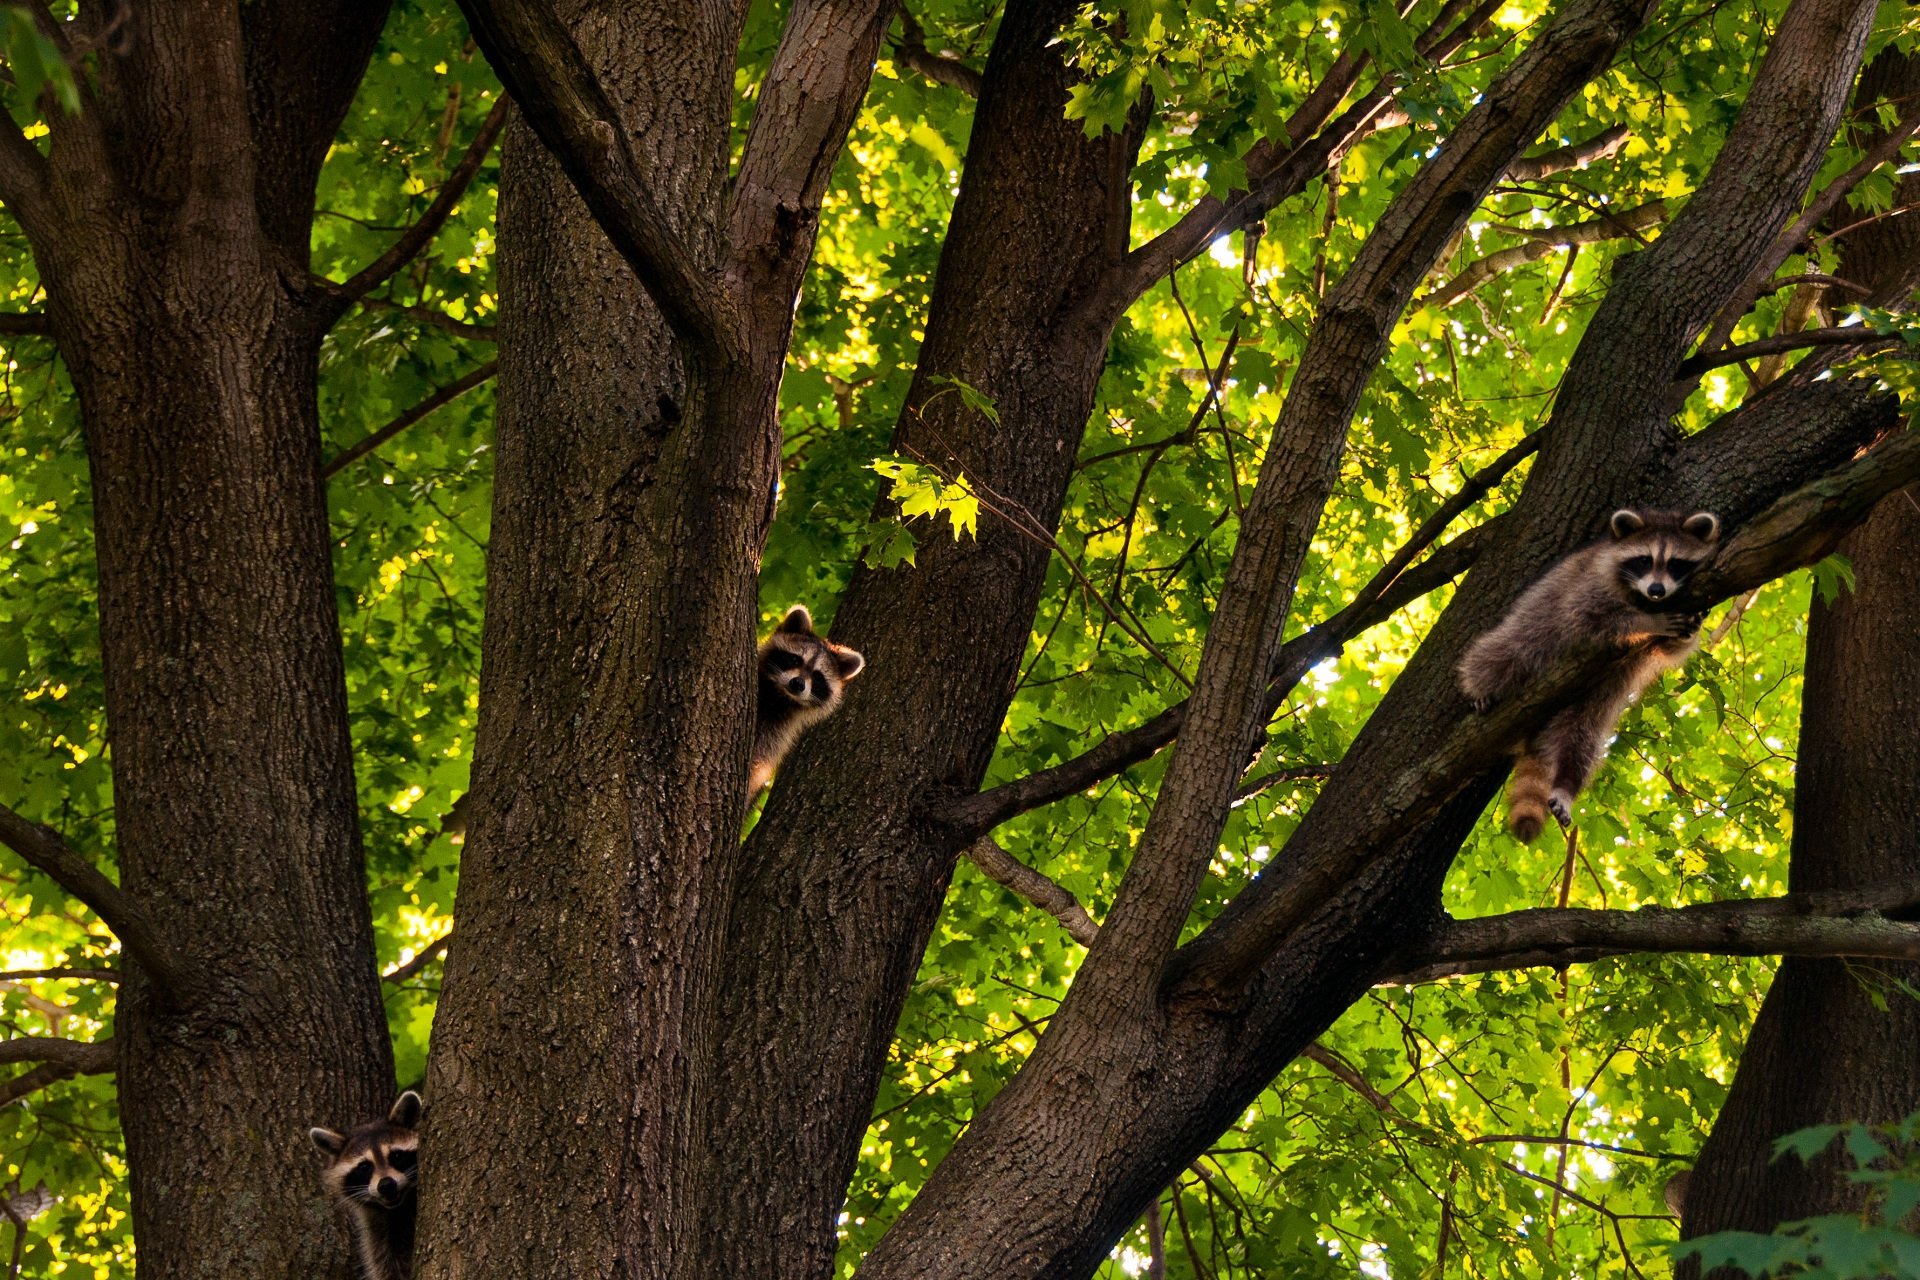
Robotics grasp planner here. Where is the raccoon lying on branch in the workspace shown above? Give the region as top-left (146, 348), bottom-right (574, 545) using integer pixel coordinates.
top-left (1458, 508), bottom-right (1719, 841)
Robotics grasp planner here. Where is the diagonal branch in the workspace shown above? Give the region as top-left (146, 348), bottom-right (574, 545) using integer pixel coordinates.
top-left (1426, 201), bottom-right (1665, 309)
top-left (965, 837), bottom-right (1100, 946)
top-left (1174, 422), bottom-right (1920, 995)
top-left (1382, 875), bottom-right (1920, 984)
top-left (1672, 323), bottom-right (1903, 378)
top-left (451, 0), bottom-right (740, 357)
top-left (728, 0), bottom-right (897, 301)
top-left (891, 9), bottom-right (982, 97)
top-left (322, 361), bottom-right (498, 479)
top-left (0, 1049), bottom-right (114, 1108)
top-left (1080, 0), bottom-right (1660, 988)
top-left (1503, 123), bottom-right (1632, 181)
top-left (943, 433), bottom-right (1536, 839)
top-left (352, 295), bottom-right (497, 342)
top-left (0, 804), bottom-right (199, 1003)
top-left (0, 123), bottom-right (51, 237)
top-left (317, 97), bottom-right (512, 320)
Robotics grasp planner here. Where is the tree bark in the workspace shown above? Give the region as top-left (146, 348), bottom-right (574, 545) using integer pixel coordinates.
top-left (1680, 47), bottom-right (1920, 1239)
top-left (0, 4), bottom-right (395, 1278)
top-left (415, 2), bottom-right (892, 1277)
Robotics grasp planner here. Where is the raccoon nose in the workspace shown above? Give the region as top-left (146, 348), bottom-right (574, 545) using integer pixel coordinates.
top-left (787, 677), bottom-right (807, 695)
top-left (1645, 582), bottom-right (1666, 599)
top-left (377, 1177), bottom-right (399, 1199)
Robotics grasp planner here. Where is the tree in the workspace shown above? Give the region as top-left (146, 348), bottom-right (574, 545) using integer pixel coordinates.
top-left (3, 1), bottom-right (1920, 1277)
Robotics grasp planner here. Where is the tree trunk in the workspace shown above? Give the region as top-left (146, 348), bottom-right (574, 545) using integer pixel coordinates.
top-left (1680, 50), bottom-right (1920, 1238)
top-left (415, 1), bottom-right (891, 1276)
top-left (7, 4), bottom-right (394, 1277)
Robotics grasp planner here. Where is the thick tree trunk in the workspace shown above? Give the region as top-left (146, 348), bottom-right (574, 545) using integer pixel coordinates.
top-left (415, 1), bottom-right (892, 1275)
top-left (8, 4), bottom-right (394, 1277)
top-left (1679, 51), bottom-right (1920, 1238)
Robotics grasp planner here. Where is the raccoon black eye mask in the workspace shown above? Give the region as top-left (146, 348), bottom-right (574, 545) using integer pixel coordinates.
top-left (1457, 508), bottom-right (1719, 841)
top-left (750, 605), bottom-right (865, 798)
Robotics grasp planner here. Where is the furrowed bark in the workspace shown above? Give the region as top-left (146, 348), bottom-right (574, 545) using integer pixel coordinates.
top-left (416, 0), bottom-right (889, 1277)
top-left (700, 6), bottom-right (1150, 1275)
top-left (860, 0), bottom-right (1883, 1272)
top-left (18, 4), bottom-right (398, 1278)
top-left (1679, 46), bottom-right (1920, 1244)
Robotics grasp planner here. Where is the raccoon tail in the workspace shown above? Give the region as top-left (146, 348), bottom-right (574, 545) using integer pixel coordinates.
top-left (1506, 752), bottom-right (1553, 843)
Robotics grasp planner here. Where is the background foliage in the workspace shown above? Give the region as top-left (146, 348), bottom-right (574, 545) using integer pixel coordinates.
top-left (2, 0), bottom-right (1914, 1273)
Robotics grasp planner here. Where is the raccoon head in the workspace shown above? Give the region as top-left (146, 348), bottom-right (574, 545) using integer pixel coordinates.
top-left (758, 606), bottom-right (865, 713)
top-left (310, 1091), bottom-right (422, 1213)
top-left (1607, 509), bottom-right (1719, 602)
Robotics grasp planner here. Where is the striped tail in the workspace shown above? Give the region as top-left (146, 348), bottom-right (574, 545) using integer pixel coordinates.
top-left (1506, 752), bottom-right (1553, 843)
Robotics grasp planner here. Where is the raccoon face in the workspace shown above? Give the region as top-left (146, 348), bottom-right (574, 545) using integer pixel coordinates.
top-left (759, 606), bottom-right (865, 711)
top-left (310, 1091), bottom-right (422, 1212)
top-left (1607, 509), bottom-right (1719, 602)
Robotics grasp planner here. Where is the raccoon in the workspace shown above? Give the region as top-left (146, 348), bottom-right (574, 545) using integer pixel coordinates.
top-left (752, 605), bottom-right (865, 797)
top-left (1457, 508), bottom-right (1719, 842)
top-left (309, 1091), bottom-right (422, 1280)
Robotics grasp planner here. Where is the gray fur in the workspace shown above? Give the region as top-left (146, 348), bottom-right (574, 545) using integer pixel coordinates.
top-left (1458, 509), bottom-right (1718, 840)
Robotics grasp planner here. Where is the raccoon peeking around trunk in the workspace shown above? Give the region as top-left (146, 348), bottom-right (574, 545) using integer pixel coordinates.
top-left (310, 1091), bottom-right (422, 1280)
top-left (752, 605), bottom-right (865, 797)
top-left (1457, 508), bottom-right (1719, 842)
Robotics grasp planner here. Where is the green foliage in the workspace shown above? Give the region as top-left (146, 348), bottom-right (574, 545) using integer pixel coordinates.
top-left (1672, 1112), bottom-right (1920, 1279)
top-left (1, 0), bottom-right (1915, 1273)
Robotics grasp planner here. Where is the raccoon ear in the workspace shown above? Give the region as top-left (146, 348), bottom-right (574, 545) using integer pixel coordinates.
top-left (310, 1127), bottom-right (347, 1156)
top-left (388, 1091), bottom-right (423, 1128)
top-left (1609, 510), bottom-right (1645, 539)
top-left (831, 645), bottom-right (865, 680)
top-left (776, 605), bottom-right (815, 635)
top-left (1683, 512), bottom-right (1720, 542)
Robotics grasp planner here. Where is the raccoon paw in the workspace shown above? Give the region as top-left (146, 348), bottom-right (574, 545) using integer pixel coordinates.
top-left (1659, 611), bottom-right (1703, 638)
top-left (1547, 792), bottom-right (1574, 828)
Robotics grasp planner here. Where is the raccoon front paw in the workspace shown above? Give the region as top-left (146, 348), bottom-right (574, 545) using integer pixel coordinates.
top-left (1547, 792), bottom-right (1573, 828)
top-left (1467, 692), bottom-right (1495, 715)
top-left (1658, 611), bottom-right (1703, 639)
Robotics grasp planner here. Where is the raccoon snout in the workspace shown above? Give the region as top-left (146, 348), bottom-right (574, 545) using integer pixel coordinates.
top-left (786, 677), bottom-right (807, 696)
top-left (1644, 582), bottom-right (1666, 599)
top-left (377, 1176), bottom-right (401, 1200)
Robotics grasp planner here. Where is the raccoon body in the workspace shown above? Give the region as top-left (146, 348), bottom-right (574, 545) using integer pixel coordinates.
top-left (1458, 508), bottom-right (1719, 841)
top-left (751, 605), bottom-right (865, 797)
top-left (310, 1092), bottom-right (422, 1280)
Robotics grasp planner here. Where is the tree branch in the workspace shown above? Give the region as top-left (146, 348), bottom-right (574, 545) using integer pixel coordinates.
top-left (1503, 123), bottom-right (1632, 181)
top-left (965, 837), bottom-right (1100, 946)
top-left (322, 361), bottom-right (499, 479)
top-left (317, 96), bottom-right (510, 321)
top-left (352, 295), bottom-right (496, 342)
top-left (891, 10), bottom-right (982, 97)
top-left (0, 804), bottom-right (198, 1003)
top-left (0, 123), bottom-right (51, 237)
top-left (0, 313), bottom-right (51, 336)
top-left (1427, 202), bottom-right (1665, 309)
top-left (382, 933), bottom-right (452, 985)
top-left (450, 0), bottom-right (740, 357)
top-left (1174, 419), bottom-right (1920, 995)
top-left (944, 434), bottom-right (1536, 838)
top-left (1383, 876), bottom-right (1920, 984)
top-left (0, 1054), bottom-right (111, 1109)
top-left (1672, 324), bottom-right (1903, 378)
top-left (728, 0), bottom-right (896, 300)
top-left (0, 1035), bottom-right (115, 1072)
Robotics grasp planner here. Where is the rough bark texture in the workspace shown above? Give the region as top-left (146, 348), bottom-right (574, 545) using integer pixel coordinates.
top-left (4, 4), bottom-right (395, 1278)
top-left (415, 1), bottom-right (893, 1277)
top-left (1679, 47), bottom-right (1920, 1240)
top-left (415, 9), bottom-right (747, 1278)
